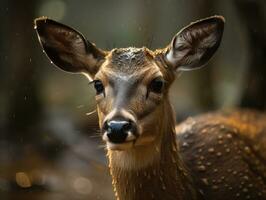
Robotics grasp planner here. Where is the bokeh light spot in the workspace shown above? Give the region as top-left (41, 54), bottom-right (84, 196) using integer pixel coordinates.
top-left (73, 176), bottom-right (93, 195)
top-left (15, 172), bottom-right (32, 188)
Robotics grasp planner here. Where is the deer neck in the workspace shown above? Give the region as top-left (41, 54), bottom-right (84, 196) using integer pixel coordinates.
top-left (107, 99), bottom-right (200, 200)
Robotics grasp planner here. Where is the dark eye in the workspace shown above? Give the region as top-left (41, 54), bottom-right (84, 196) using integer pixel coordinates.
top-left (149, 78), bottom-right (164, 93)
top-left (94, 80), bottom-right (104, 95)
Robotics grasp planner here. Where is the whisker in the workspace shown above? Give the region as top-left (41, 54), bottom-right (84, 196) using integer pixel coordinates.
top-left (77, 104), bottom-right (85, 109)
top-left (86, 109), bottom-right (97, 116)
top-left (89, 135), bottom-right (102, 138)
top-left (98, 144), bottom-right (107, 149)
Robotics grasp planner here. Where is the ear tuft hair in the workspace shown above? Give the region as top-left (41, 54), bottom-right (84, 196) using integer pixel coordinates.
top-left (165, 15), bottom-right (225, 71)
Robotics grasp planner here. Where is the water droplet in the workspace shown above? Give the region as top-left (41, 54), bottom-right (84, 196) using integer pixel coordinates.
top-left (182, 142), bottom-right (189, 147)
top-left (233, 171), bottom-right (238, 175)
top-left (244, 146), bottom-right (251, 154)
top-left (212, 185), bottom-right (219, 190)
top-left (147, 174), bottom-right (151, 180)
top-left (226, 134), bottom-right (232, 139)
top-left (206, 162), bottom-right (212, 166)
top-left (200, 156), bottom-right (205, 160)
top-left (226, 148), bottom-right (230, 153)
top-left (236, 193), bottom-right (240, 197)
top-left (161, 184), bottom-right (166, 190)
top-left (200, 178), bottom-right (208, 186)
top-left (243, 188), bottom-right (248, 193)
top-left (248, 183), bottom-right (253, 188)
top-left (216, 152), bottom-right (222, 157)
top-left (213, 168), bottom-right (218, 173)
top-left (197, 165), bottom-right (206, 172)
top-left (208, 148), bottom-right (215, 153)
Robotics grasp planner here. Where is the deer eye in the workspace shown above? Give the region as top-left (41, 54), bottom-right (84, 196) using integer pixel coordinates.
top-left (94, 80), bottom-right (104, 95)
top-left (149, 78), bottom-right (164, 94)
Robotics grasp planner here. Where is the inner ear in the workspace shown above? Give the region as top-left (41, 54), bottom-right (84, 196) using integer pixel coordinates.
top-left (34, 17), bottom-right (106, 80)
top-left (164, 16), bottom-right (225, 71)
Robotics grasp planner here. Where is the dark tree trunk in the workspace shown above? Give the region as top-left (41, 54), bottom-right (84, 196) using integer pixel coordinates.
top-left (3, 0), bottom-right (42, 143)
top-left (234, 0), bottom-right (266, 110)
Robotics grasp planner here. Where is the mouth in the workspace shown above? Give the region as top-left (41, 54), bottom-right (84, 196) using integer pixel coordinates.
top-left (102, 131), bottom-right (157, 151)
top-left (105, 140), bottom-right (135, 150)
top-left (102, 131), bottom-right (137, 150)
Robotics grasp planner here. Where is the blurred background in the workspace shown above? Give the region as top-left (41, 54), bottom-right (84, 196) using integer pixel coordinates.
top-left (0, 0), bottom-right (266, 199)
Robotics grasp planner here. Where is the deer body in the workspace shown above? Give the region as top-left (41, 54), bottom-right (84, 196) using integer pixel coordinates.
top-left (35, 16), bottom-right (266, 199)
top-left (177, 110), bottom-right (266, 200)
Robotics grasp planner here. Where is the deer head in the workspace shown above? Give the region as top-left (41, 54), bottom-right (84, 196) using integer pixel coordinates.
top-left (35, 16), bottom-right (224, 157)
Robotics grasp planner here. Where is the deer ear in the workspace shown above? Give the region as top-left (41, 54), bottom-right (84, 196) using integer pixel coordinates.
top-left (164, 16), bottom-right (224, 71)
top-left (34, 17), bottom-right (106, 80)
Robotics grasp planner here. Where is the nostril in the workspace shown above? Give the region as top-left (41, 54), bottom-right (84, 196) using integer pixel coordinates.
top-left (103, 121), bottom-right (109, 131)
top-left (122, 121), bottom-right (132, 132)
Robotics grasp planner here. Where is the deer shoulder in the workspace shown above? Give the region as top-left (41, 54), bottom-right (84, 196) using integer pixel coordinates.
top-left (176, 109), bottom-right (266, 199)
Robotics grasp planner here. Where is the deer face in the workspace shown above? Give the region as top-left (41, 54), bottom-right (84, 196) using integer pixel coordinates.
top-left (35, 16), bottom-right (224, 150)
top-left (93, 47), bottom-right (173, 150)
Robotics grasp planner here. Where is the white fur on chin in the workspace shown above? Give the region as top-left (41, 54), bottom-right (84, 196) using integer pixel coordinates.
top-left (108, 137), bottom-right (161, 170)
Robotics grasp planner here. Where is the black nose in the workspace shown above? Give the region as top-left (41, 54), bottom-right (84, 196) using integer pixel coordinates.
top-left (104, 120), bottom-right (132, 143)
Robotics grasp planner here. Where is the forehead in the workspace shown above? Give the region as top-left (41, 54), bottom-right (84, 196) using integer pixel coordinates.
top-left (103, 47), bottom-right (159, 75)
top-left (95, 47), bottom-right (170, 85)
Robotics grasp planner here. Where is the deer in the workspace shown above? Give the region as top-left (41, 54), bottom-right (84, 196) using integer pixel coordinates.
top-left (34, 15), bottom-right (266, 200)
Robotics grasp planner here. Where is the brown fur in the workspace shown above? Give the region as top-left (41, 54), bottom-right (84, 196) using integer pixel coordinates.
top-left (35, 16), bottom-right (266, 200)
top-left (176, 109), bottom-right (266, 199)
